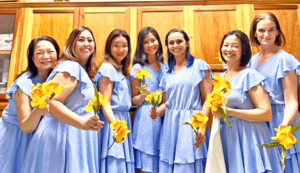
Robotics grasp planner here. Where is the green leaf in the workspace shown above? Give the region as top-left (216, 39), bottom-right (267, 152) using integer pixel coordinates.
top-left (92, 83), bottom-right (101, 112)
top-left (192, 114), bottom-right (197, 120)
top-left (151, 98), bottom-right (155, 107)
top-left (92, 104), bottom-right (97, 115)
top-left (218, 107), bottom-right (232, 128)
top-left (282, 147), bottom-right (287, 171)
top-left (136, 86), bottom-right (150, 95)
top-left (98, 60), bottom-right (105, 70)
top-left (182, 122), bottom-right (191, 125)
top-left (291, 120), bottom-right (300, 133)
top-left (257, 142), bottom-right (281, 148)
top-left (17, 89), bottom-right (22, 96)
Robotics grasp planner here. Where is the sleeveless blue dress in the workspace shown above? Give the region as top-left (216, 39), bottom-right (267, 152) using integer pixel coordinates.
top-left (130, 62), bottom-right (168, 173)
top-left (219, 68), bottom-right (282, 173)
top-left (21, 60), bottom-right (99, 173)
top-left (94, 62), bottom-right (134, 173)
top-left (249, 50), bottom-right (300, 172)
top-left (159, 59), bottom-right (210, 173)
top-left (0, 72), bottom-right (41, 173)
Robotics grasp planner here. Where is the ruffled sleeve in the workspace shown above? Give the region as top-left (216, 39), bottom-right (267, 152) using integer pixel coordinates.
top-left (241, 69), bottom-right (267, 103)
top-left (192, 59), bottom-right (212, 89)
top-left (129, 63), bottom-right (142, 82)
top-left (276, 52), bottom-right (300, 86)
top-left (159, 72), bottom-right (167, 90)
top-left (47, 60), bottom-right (93, 98)
top-left (93, 62), bottom-right (122, 89)
top-left (6, 71), bottom-right (34, 98)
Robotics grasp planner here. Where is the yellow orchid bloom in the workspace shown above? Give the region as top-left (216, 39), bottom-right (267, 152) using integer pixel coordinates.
top-left (134, 69), bottom-right (152, 80)
top-left (31, 84), bottom-right (47, 108)
top-left (206, 87), bottom-right (227, 111)
top-left (84, 92), bottom-right (109, 113)
top-left (110, 119), bottom-right (128, 130)
top-left (153, 90), bottom-right (163, 103)
top-left (42, 80), bottom-right (63, 97)
top-left (212, 76), bottom-right (232, 92)
top-left (145, 92), bottom-right (154, 102)
top-left (271, 125), bottom-right (297, 149)
top-left (114, 126), bottom-right (131, 144)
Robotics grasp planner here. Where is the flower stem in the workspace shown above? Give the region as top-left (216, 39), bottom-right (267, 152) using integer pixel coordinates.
top-left (105, 139), bottom-right (116, 154)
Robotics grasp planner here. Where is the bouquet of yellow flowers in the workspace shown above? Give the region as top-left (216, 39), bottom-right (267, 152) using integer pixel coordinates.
top-left (206, 72), bottom-right (232, 128)
top-left (105, 119), bottom-right (131, 154)
top-left (257, 122), bottom-right (300, 170)
top-left (136, 86), bottom-right (164, 109)
top-left (18, 80), bottom-right (64, 108)
top-left (181, 111), bottom-right (209, 134)
top-left (134, 69), bottom-right (152, 85)
top-left (84, 84), bottom-right (108, 115)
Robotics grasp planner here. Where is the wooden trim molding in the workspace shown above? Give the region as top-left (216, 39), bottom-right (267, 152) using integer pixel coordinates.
top-left (254, 4), bottom-right (298, 10)
top-left (0, 1), bottom-right (300, 8)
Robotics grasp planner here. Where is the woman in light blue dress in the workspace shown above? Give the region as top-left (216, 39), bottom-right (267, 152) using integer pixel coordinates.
top-left (94, 29), bottom-right (134, 173)
top-left (0, 36), bottom-right (59, 173)
top-left (214, 30), bottom-right (282, 173)
top-left (248, 12), bottom-right (300, 172)
top-left (21, 26), bottom-right (104, 173)
top-left (130, 27), bottom-right (167, 173)
top-left (150, 29), bottom-right (211, 173)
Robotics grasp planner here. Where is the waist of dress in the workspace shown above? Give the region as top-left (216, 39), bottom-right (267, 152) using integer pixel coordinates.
top-left (167, 108), bottom-right (201, 111)
top-left (220, 117), bottom-right (243, 124)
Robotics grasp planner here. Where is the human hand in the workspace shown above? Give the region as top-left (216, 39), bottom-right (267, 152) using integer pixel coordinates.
top-left (80, 115), bottom-right (105, 131)
top-left (194, 130), bottom-right (205, 148)
top-left (149, 107), bottom-right (158, 120)
top-left (34, 104), bottom-right (49, 116)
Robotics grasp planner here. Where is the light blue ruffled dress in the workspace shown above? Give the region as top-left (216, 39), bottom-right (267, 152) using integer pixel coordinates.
top-left (159, 59), bottom-right (210, 173)
top-left (219, 68), bottom-right (282, 173)
top-left (94, 62), bottom-right (134, 173)
top-left (0, 72), bottom-right (41, 173)
top-left (21, 60), bottom-right (99, 173)
top-left (130, 62), bottom-right (168, 173)
top-left (248, 49), bottom-right (300, 172)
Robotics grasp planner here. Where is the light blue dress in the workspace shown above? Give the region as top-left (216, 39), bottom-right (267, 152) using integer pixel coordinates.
top-left (21, 60), bottom-right (99, 173)
top-left (159, 59), bottom-right (210, 173)
top-left (219, 68), bottom-right (282, 173)
top-left (248, 49), bottom-right (300, 172)
top-left (94, 62), bottom-right (134, 173)
top-left (130, 62), bottom-right (168, 173)
top-left (0, 72), bottom-right (41, 173)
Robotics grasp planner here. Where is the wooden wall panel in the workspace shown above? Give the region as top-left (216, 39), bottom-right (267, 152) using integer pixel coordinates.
top-left (253, 5), bottom-right (300, 61)
top-left (190, 6), bottom-right (240, 70)
top-left (81, 8), bottom-right (130, 64)
top-left (137, 7), bottom-right (186, 62)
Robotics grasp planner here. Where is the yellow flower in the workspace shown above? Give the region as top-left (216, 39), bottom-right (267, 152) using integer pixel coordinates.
top-left (99, 93), bottom-right (109, 106)
top-left (113, 126), bottom-right (131, 144)
top-left (189, 112), bottom-right (208, 130)
top-left (153, 90), bottom-right (163, 103)
top-left (212, 76), bottom-right (232, 92)
top-left (145, 92), bottom-right (154, 102)
top-left (134, 69), bottom-right (152, 80)
top-left (84, 92), bottom-right (109, 113)
top-left (42, 80), bottom-right (63, 97)
top-left (31, 83), bottom-right (47, 108)
top-left (271, 125), bottom-right (297, 149)
top-left (110, 119), bottom-right (127, 130)
top-left (206, 87), bottom-right (227, 111)
top-left (215, 52), bottom-right (223, 62)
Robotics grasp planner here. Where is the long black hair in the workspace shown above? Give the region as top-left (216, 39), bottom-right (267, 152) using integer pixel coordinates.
top-left (133, 27), bottom-right (164, 66)
top-left (165, 29), bottom-right (194, 73)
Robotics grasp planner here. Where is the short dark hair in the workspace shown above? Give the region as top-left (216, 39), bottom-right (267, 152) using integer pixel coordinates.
top-left (27, 36), bottom-right (60, 78)
top-left (133, 27), bottom-right (164, 66)
top-left (104, 29), bottom-right (131, 76)
top-left (249, 12), bottom-right (285, 47)
top-left (165, 29), bottom-right (194, 73)
top-left (220, 30), bottom-right (252, 66)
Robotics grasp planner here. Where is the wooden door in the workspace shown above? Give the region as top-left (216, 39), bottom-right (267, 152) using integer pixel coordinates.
top-left (79, 7), bottom-right (130, 64)
top-left (137, 7), bottom-right (188, 62)
top-left (20, 8), bottom-right (79, 71)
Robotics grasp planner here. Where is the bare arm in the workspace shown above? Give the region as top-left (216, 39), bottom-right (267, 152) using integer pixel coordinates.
top-left (281, 70), bottom-right (298, 126)
top-left (49, 72), bottom-right (104, 131)
top-left (98, 76), bottom-right (116, 124)
top-left (14, 90), bottom-right (48, 133)
top-left (131, 78), bottom-right (147, 106)
top-left (224, 84), bottom-right (272, 122)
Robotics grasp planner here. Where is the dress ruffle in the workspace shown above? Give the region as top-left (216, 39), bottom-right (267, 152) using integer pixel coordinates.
top-left (93, 62), bottom-right (122, 88)
top-left (6, 71), bottom-right (35, 98)
top-left (276, 53), bottom-right (300, 86)
top-left (48, 60), bottom-right (93, 98)
top-left (192, 59), bottom-right (211, 90)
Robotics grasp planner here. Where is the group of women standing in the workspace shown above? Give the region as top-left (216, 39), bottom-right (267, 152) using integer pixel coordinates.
top-left (0, 12), bottom-right (299, 173)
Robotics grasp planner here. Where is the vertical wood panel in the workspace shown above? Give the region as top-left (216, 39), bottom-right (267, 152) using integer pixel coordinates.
top-left (82, 7), bottom-right (130, 64)
top-left (137, 7), bottom-right (185, 62)
top-left (253, 5), bottom-right (300, 61)
top-left (191, 6), bottom-right (238, 70)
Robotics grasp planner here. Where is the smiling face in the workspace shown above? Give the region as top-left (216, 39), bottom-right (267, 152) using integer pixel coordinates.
top-left (143, 33), bottom-right (159, 56)
top-left (255, 18), bottom-right (278, 47)
top-left (110, 36), bottom-right (128, 64)
top-left (221, 35), bottom-right (242, 66)
top-left (33, 40), bottom-right (58, 71)
top-left (74, 30), bottom-right (95, 63)
top-left (167, 32), bottom-right (188, 58)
